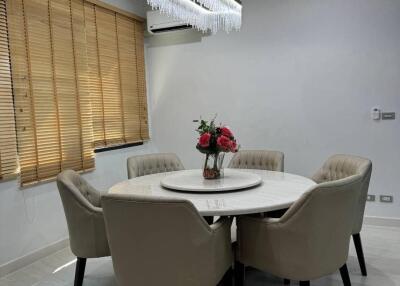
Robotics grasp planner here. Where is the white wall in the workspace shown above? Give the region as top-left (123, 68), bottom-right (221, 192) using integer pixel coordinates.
top-left (2, 0), bottom-right (400, 270)
top-left (146, 0), bottom-right (400, 218)
top-left (101, 0), bottom-right (147, 17)
top-left (0, 143), bottom-right (157, 266)
top-left (0, 0), bottom-right (151, 268)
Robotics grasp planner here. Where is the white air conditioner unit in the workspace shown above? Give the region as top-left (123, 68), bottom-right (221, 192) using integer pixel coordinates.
top-left (147, 10), bottom-right (192, 35)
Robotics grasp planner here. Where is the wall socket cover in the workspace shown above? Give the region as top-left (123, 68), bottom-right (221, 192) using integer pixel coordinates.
top-left (367, 195), bottom-right (376, 202)
top-left (381, 112), bottom-right (396, 120)
top-left (380, 195), bottom-right (394, 203)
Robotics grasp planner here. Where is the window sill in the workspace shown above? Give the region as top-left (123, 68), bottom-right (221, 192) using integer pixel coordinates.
top-left (94, 142), bottom-right (144, 153)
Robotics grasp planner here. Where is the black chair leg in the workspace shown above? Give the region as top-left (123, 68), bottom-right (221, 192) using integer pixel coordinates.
top-left (299, 281), bottom-right (310, 286)
top-left (219, 267), bottom-right (233, 286)
top-left (234, 261), bottom-right (245, 286)
top-left (74, 257), bottom-right (87, 286)
top-left (339, 264), bottom-right (351, 286)
top-left (284, 278), bottom-right (290, 284)
top-left (353, 233), bottom-right (367, 276)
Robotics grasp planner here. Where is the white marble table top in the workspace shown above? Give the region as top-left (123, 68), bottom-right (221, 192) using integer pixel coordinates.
top-left (109, 169), bottom-right (316, 216)
top-left (160, 169), bottom-right (263, 192)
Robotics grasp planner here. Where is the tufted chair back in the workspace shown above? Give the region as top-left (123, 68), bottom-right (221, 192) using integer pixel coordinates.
top-left (228, 150), bottom-right (284, 172)
top-left (312, 154), bottom-right (372, 234)
top-left (237, 175), bottom-right (362, 281)
top-left (102, 194), bottom-right (233, 286)
top-left (127, 153), bottom-right (184, 179)
top-left (57, 170), bottom-right (110, 258)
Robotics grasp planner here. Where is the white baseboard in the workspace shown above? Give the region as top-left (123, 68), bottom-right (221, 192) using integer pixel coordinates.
top-left (0, 238), bottom-right (69, 278)
top-left (364, 216), bottom-right (400, 228)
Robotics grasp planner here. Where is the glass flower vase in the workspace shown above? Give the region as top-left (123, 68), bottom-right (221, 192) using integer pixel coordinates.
top-left (203, 152), bottom-right (225, 180)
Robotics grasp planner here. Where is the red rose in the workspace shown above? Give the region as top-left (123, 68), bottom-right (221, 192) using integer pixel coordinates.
top-left (217, 135), bottom-right (231, 151)
top-left (230, 140), bottom-right (238, 153)
top-left (220, 126), bottom-right (233, 138)
top-left (198, 132), bottom-right (211, 148)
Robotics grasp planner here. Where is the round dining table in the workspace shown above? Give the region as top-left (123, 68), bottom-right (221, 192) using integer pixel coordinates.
top-left (109, 168), bottom-right (316, 216)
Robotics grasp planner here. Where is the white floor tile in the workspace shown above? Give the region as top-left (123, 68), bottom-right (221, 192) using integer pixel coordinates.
top-left (1, 224), bottom-right (399, 285)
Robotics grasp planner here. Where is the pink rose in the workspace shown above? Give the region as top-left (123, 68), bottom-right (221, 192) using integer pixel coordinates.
top-left (198, 133), bottom-right (211, 148)
top-left (230, 140), bottom-right (238, 153)
top-left (220, 126), bottom-right (233, 138)
top-left (217, 135), bottom-right (231, 152)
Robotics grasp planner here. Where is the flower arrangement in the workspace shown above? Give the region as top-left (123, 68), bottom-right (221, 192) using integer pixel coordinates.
top-left (196, 117), bottom-right (239, 179)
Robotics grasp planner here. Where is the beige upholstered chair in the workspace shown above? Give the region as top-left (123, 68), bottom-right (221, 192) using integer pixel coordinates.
top-left (102, 193), bottom-right (233, 286)
top-left (228, 150), bottom-right (284, 172)
top-left (312, 154), bottom-right (372, 276)
top-left (229, 150), bottom-right (285, 222)
top-left (235, 175), bottom-right (363, 286)
top-left (127, 153), bottom-right (184, 179)
top-left (228, 150), bottom-right (284, 240)
top-left (56, 170), bottom-right (110, 286)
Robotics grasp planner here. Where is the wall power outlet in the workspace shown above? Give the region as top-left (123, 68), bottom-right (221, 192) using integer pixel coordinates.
top-left (380, 195), bottom-right (394, 203)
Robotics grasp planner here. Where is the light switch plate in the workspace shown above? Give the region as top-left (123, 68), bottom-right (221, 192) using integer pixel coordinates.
top-left (380, 195), bottom-right (394, 203)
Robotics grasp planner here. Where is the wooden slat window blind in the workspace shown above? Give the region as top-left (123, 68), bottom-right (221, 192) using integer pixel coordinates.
top-left (0, 0), bottom-right (18, 180)
top-left (7, 0), bottom-right (95, 186)
top-left (84, 3), bottom-right (149, 148)
top-left (135, 20), bottom-right (149, 140)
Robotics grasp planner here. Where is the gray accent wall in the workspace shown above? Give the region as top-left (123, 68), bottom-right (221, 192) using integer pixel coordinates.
top-left (146, 0), bottom-right (400, 217)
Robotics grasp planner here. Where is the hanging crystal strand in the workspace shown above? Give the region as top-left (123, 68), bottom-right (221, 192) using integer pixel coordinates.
top-left (148, 0), bottom-right (210, 32)
top-left (147, 0), bottom-right (241, 34)
top-left (199, 0), bottom-right (241, 11)
top-left (197, 0), bottom-right (241, 32)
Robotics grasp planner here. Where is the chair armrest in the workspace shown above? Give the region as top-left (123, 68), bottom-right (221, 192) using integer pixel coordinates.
top-left (65, 199), bottom-right (110, 258)
top-left (91, 206), bottom-right (103, 215)
top-left (209, 216), bottom-right (234, 282)
top-left (78, 200), bottom-right (104, 217)
top-left (261, 217), bottom-right (280, 224)
top-left (236, 215), bottom-right (287, 266)
top-left (236, 213), bottom-right (318, 281)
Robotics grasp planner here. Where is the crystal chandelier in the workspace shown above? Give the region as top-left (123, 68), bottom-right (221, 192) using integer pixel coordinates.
top-left (147, 0), bottom-right (242, 34)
